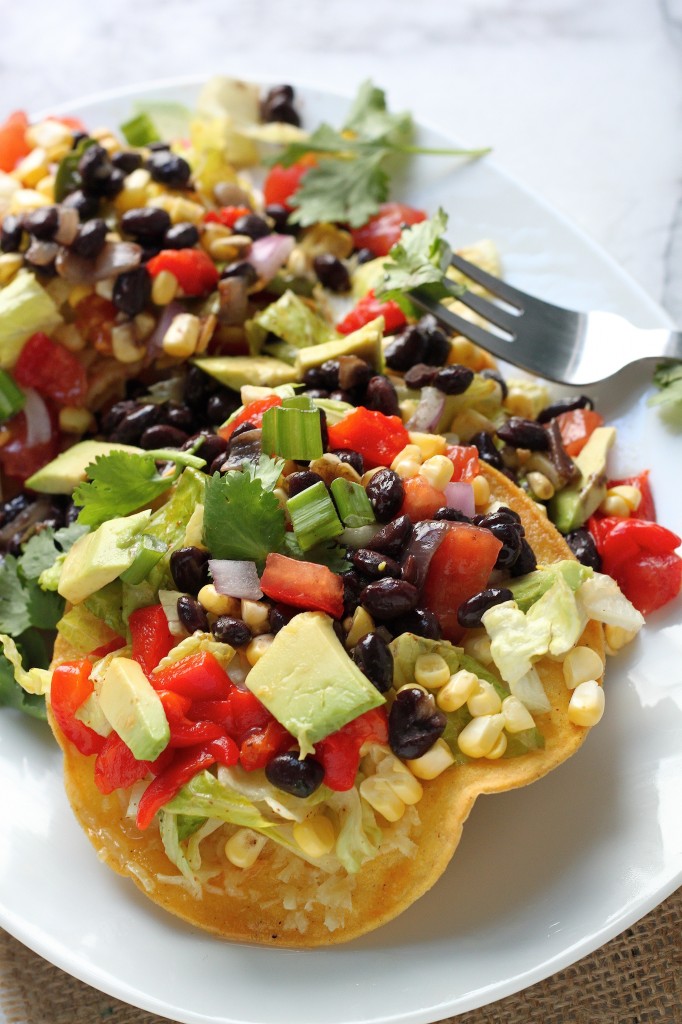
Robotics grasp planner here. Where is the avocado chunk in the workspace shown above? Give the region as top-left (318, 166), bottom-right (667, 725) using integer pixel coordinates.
top-left (548, 427), bottom-right (616, 533)
top-left (508, 560), bottom-right (593, 612)
top-left (97, 656), bottom-right (170, 761)
top-left (58, 509), bottom-right (152, 605)
top-left (247, 289), bottom-right (332, 358)
top-left (26, 440), bottom-right (143, 494)
top-left (295, 317), bottom-right (385, 377)
top-left (74, 692), bottom-right (113, 738)
top-left (244, 611), bottom-right (385, 756)
top-left (193, 355), bottom-right (299, 391)
top-left (0, 269), bottom-right (63, 369)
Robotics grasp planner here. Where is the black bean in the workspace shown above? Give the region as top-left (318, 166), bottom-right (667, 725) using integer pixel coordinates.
top-left (139, 424), bottom-right (189, 449)
top-left (480, 367), bottom-right (508, 400)
top-left (77, 144), bottom-right (110, 189)
top-left (183, 432), bottom-right (228, 468)
top-left (328, 388), bottom-right (353, 404)
top-left (228, 420), bottom-right (256, 442)
top-left (473, 507), bottom-right (522, 528)
top-left (233, 213), bottom-right (271, 240)
top-left (170, 546), bottom-right (211, 595)
top-left (211, 616), bottom-right (252, 646)
top-left (366, 514), bottom-right (413, 557)
top-left (148, 141), bottom-right (171, 152)
top-left (163, 404), bottom-right (195, 433)
top-left (122, 206), bottom-right (172, 241)
top-left (112, 266), bottom-right (151, 317)
top-left (365, 375), bottom-right (400, 416)
top-left (0, 493), bottom-right (31, 527)
top-left (496, 417), bottom-right (549, 451)
top-left (351, 548), bottom-right (401, 580)
top-left (537, 395), bottom-right (594, 423)
top-left (263, 97), bottom-right (301, 126)
top-left (183, 365), bottom-right (215, 411)
top-left (419, 314), bottom-right (451, 366)
top-left (352, 633), bottom-right (394, 693)
top-left (265, 203), bottom-right (295, 234)
top-left (509, 538), bottom-right (538, 577)
top-left (303, 360), bottom-right (340, 391)
top-left (488, 521), bottom-right (524, 570)
top-left (366, 468), bottom-right (404, 522)
top-left (265, 752), bottom-right (324, 798)
top-left (287, 470), bottom-right (324, 498)
top-left (164, 222), bottom-right (200, 249)
top-left (220, 260), bottom-right (258, 287)
top-left (337, 356), bottom-right (373, 392)
top-left (329, 448), bottom-right (364, 476)
top-left (207, 391), bottom-right (240, 425)
top-left (434, 364), bottom-right (474, 396)
top-left (390, 608), bottom-right (442, 641)
top-left (177, 594), bottom-right (209, 634)
top-left (70, 218), bottom-right (107, 259)
top-left (111, 150), bottom-right (143, 174)
top-left (470, 430), bottom-right (505, 471)
top-left (384, 325), bottom-right (427, 372)
top-left (146, 151), bottom-right (191, 189)
top-left (70, 131), bottom-right (89, 149)
top-left (360, 578), bottom-right (419, 620)
top-left (355, 247), bottom-right (375, 264)
top-left (268, 603), bottom-right (297, 634)
top-left (24, 206), bottom-right (59, 241)
top-left (433, 506), bottom-right (471, 523)
top-left (457, 587), bottom-right (514, 630)
top-left (404, 363), bottom-right (438, 389)
top-left (109, 402), bottom-right (159, 443)
top-left (62, 189), bottom-right (100, 221)
top-left (99, 398), bottom-right (136, 435)
top-left (222, 428), bottom-right (263, 469)
top-left (388, 688), bottom-right (446, 760)
top-left (0, 214), bottom-right (23, 252)
top-left (312, 254), bottom-right (351, 292)
top-left (566, 528), bottom-right (602, 571)
top-left (341, 569), bottom-right (365, 613)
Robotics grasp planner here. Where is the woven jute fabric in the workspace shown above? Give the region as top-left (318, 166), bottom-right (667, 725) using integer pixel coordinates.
top-left (1, 888), bottom-right (680, 1024)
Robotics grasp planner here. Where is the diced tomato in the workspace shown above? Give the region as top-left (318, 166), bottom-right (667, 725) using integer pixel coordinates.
top-left (608, 470), bottom-right (656, 522)
top-left (204, 205), bottom-right (252, 228)
top-left (0, 111), bottom-right (30, 172)
top-left (73, 294), bottom-right (117, 354)
top-left (399, 475), bottom-right (446, 522)
top-left (146, 249), bottom-right (219, 297)
top-left (315, 708), bottom-right (389, 791)
top-left (445, 445), bottom-right (480, 482)
top-left (260, 553), bottom-right (345, 618)
top-left (13, 332), bottom-right (88, 407)
top-left (263, 155), bottom-right (316, 210)
top-left (151, 652), bottom-right (233, 701)
top-left (93, 732), bottom-right (155, 795)
top-left (555, 408), bottom-right (604, 457)
top-left (129, 604), bottom-right (175, 676)
top-left (49, 659), bottom-right (103, 757)
top-left (587, 515), bottom-right (682, 615)
top-left (421, 523), bottom-right (503, 642)
top-left (0, 409), bottom-right (59, 483)
top-left (219, 395), bottom-right (282, 441)
top-left (336, 290), bottom-right (407, 335)
top-left (326, 406), bottom-right (410, 470)
top-left (239, 720), bottom-right (293, 771)
top-left (350, 203), bottom-right (427, 258)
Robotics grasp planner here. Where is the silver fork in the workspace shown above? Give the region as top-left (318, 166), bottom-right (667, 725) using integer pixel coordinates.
top-left (409, 253), bottom-right (682, 387)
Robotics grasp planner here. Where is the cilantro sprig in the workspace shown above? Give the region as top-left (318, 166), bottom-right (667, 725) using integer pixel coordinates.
top-left (377, 208), bottom-right (456, 303)
top-left (271, 81), bottom-right (490, 227)
top-left (203, 467), bottom-right (286, 567)
top-left (648, 361), bottom-right (682, 416)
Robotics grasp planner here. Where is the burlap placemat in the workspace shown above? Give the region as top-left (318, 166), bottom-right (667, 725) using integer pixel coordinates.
top-left (1, 888), bottom-right (679, 1024)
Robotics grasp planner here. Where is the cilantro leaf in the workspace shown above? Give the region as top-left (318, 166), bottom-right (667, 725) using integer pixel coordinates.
top-left (290, 152), bottom-right (389, 228)
top-left (19, 522), bottom-right (87, 580)
top-left (0, 557), bottom-right (32, 635)
top-left (283, 533), bottom-right (349, 573)
top-left (342, 80), bottom-right (412, 147)
top-left (378, 209), bottom-right (455, 299)
top-left (203, 471), bottom-right (286, 567)
top-left (241, 454), bottom-right (285, 492)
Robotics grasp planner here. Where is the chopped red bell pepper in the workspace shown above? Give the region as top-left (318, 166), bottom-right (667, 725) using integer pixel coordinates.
top-left (222, 687), bottom-right (273, 744)
top-left (0, 111), bottom-right (30, 172)
top-left (207, 734), bottom-right (240, 767)
top-left (151, 651), bottom-right (233, 701)
top-left (326, 406), bottom-right (410, 470)
top-left (445, 444), bottom-right (480, 482)
top-left (239, 720), bottom-right (293, 771)
top-left (129, 604), bottom-right (174, 676)
top-left (219, 395), bottom-right (282, 441)
top-left (315, 708), bottom-right (389, 791)
top-left (260, 553), bottom-right (345, 618)
top-left (350, 202), bottom-right (427, 258)
top-left (13, 332), bottom-right (88, 407)
top-left (136, 746), bottom-right (217, 830)
top-left (146, 249), bottom-right (219, 296)
top-left (49, 659), bottom-right (103, 757)
top-left (587, 515), bottom-right (682, 615)
top-left (93, 731), bottom-right (155, 795)
top-left (399, 475), bottom-right (446, 522)
top-left (158, 690), bottom-right (225, 748)
top-left (204, 205), bottom-right (252, 228)
top-left (336, 289), bottom-right (407, 335)
top-left (263, 155), bottom-right (317, 210)
top-left (89, 636), bottom-right (126, 659)
top-left (555, 408), bottom-right (604, 457)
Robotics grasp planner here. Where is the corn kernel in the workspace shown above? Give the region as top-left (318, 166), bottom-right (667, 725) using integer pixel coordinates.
top-left (485, 732), bottom-right (508, 760)
top-left (462, 633), bottom-right (493, 665)
top-left (414, 653), bottom-right (451, 690)
top-left (471, 474), bottom-right (491, 508)
top-left (293, 815), bottom-right (336, 858)
top-left (95, 279), bottom-right (114, 300)
top-left (10, 188), bottom-right (51, 214)
top-left (563, 646), bottom-right (604, 690)
top-left (526, 470), bottom-right (555, 501)
top-left (134, 312), bottom-right (156, 341)
top-left (604, 623), bottom-right (640, 654)
top-left (53, 322), bottom-right (85, 352)
top-left (68, 284), bottom-right (94, 308)
top-left (501, 695), bottom-right (535, 733)
top-left (198, 584), bottom-right (240, 618)
top-left (241, 599), bottom-right (270, 635)
top-left (111, 323), bottom-right (143, 364)
top-left (467, 679), bottom-right (502, 717)
top-left (58, 406), bottom-right (93, 434)
top-left (345, 606), bottom-right (375, 649)
top-left (457, 713), bottom-right (505, 759)
top-left (436, 669), bottom-right (479, 712)
top-left (406, 738), bottom-right (455, 780)
top-left (361, 467), bottom-right (383, 487)
top-left (379, 756), bottom-right (423, 804)
top-left (568, 680), bottom-right (605, 727)
top-left (35, 174), bottom-right (55, 200)
top-left (599, 494), bottom-right (631, 518)
top-left (448, 336), bottom-right (476, 365)
top-left (607, 485), bottom-right (642, 512)
top-left (15, 147), bottom-right (49, 187)
top-left (162, 313), bottom-right (200, 359)
top-left (113, 168), bottom-right (153, 213)
top-left (206, 236), bottom-right (241, 263)
top-left (245, 633), bottom-right (275, 666)
top-left (391, 444), bottom-right (423, 480)
top-left (359, 776), bottom-right (405, 822)
top-left (26, 119), bottom-right (73, 159)
top-left (419, 454), bottom-right (455, 491)
top-left (408, 431), bottom-right (447, 460)
top-left (0, 253), bottom-right (23, 285)
top-left (183, 504), bottom-right (206, 549)
top-left (150, 269), bottom-right (178, 306)
top-left (225, 828), bottom-right (267, 869)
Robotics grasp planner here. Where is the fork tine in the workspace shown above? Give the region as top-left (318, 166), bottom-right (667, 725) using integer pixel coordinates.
top-left (450, 253), bottom-right (525, 308)
top-left (409, 292), bottom-right (516, 365)
top-left (451, 288), bottom-right (519, 336)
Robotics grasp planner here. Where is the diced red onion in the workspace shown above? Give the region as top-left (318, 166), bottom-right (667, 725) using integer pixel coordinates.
top-left (56, 240), bottom-right (142, 284)
top-left (247, 234), bottom-right (295, 284)
top-left (217, 276), bottom-right (249, 326)
top-left (209, 559), bottom-right (263, 600)
top-left (158, 589), bottom-right (186, 637)
top-left (406, 386), bottom-right (445, 433)
top-left (54, 206), bottom-right (80, 246)
top-left (25, 240), bottom-right (59, 267)
top-left (22, 387), bottom-right (52, 446)
top-left (400, 520), bottom-right (451, 590)
top-left (443, 481), bottom-right (475, 518)
top-left (147, 300), bottom-right (185, 354)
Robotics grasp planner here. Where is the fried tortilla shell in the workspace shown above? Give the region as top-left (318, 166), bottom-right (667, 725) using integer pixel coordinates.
top-left (49, 463), bottom-right (605, 946)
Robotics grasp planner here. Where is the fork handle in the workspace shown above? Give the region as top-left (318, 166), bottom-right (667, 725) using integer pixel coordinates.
top-left (663, 329), bottom-right (682, 360)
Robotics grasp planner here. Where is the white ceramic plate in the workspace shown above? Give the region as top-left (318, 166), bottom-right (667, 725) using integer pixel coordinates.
top-left (1, 79), bottom-right (680, 1024)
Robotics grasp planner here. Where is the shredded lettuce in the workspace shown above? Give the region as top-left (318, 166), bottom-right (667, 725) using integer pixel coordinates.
top-left (153, 632), bottom-right (234, 673)
top-left (57, 604), bottom-right (120, 655)
top-left (0, 634), bottom-right (51, 695)
top-left (527, 575), bottom-right (583, 657)
top-left (389, 633), bottom-right (462, 689)
top-left (482, 601), bottom-right (551, 686)
top-left (576, 574), bottom-right (645, 632)
top-left (247, 290), bottom-right (334, 359)
top-left (163, 770), bottom-right (276, 832)
top-left (158, 811), bottom-right (202, 897)
top-left (144, 469), bottom-right (206, 591)
top-left (329, 788), bottom-right (382, 874)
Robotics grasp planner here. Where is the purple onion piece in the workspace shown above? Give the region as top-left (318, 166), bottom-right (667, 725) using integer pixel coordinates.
top-left (443, 481), bottom-right (476, 519)
top-left (56, 240), bottom-right (142, 284)
top-left (147, 300), bottom-right (185, 355)
top-left (406, 386), bottom-right (445, 433)
top-left (209, 558), bottom-right (263, 600)
top-left (22, 387), bottom-right (52, 446)
top-left (247, 234), bottom-right (295, 284)
top-left (400, 520), bottom-right (452, 592)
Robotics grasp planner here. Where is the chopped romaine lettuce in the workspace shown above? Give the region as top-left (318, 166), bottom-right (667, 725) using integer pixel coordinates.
top-left (247, 290), bottom-right (334, 358)
top-left (527, 575), bottom-right (583, 656)
top-left (152, 632), bottom-right (234, 673)
top-left (328, 788), bottom-right (382, 874)
top-left (576, 574), bottom-right (645, 632)
top-left (0, 270), bottom-right (63, 369)
top-left (57, 605), bottom-right (120, 655)
top-left (481, 601), bottom-right (551, 686)
top-left (0, 633), bottom-right (50, 695)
